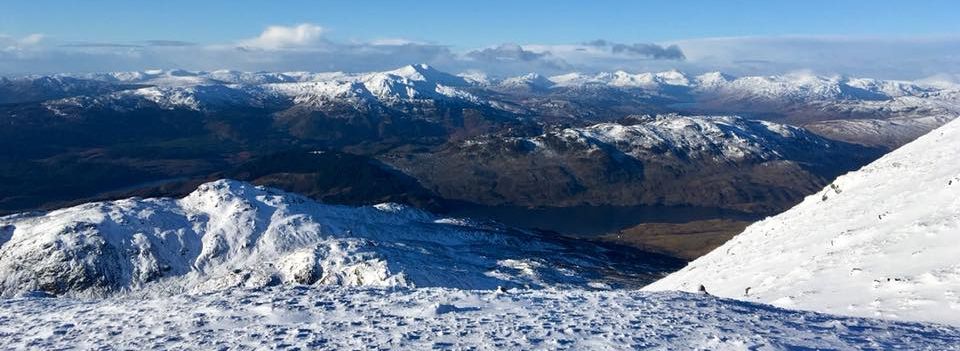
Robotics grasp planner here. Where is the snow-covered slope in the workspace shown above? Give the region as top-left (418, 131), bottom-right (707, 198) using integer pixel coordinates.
top-left (805, 115), bottom-right (956, 148)
top-left (483, 115), bottom-right (838, 165)
top-left (496, 73), bottom-right (555, 92)
top-left (549, 70), bottom-right (691, 89)
top-left (544, 69), bottom-right (951, 101)
top-left (4, 287), bottom-right (959, 350)
top-left (0, 76), bottom-right (135, 104)
top-left (0, 180), bottom-right (676, 298)
top-left (645, 118), bottom-right (960, 326)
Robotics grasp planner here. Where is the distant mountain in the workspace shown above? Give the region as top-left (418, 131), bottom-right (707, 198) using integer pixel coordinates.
top-left (40, 64), bottom-right (489, 113)
top-left (0, 76), bottom-right (142, 104)
top-left (506, 70), bottom-right (959, 146)
top-left (6, 65), bottom-right (956, 148)
top-left (386, 115), bottom-right (882, 213)
top-left (644, 117), bottom-right (960, 325)
top-left (1, 64), bottom-right (955, 226)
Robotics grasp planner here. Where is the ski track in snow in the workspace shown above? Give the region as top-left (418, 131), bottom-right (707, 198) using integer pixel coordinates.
top-left (1, 287), bottom-right (959, 350)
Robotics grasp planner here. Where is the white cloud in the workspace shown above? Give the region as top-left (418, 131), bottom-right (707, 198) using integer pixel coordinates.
top-left (18, 34), bottom-right (45, 45)
top-left (239, 24), bottom-right (326, 50)
top-left (0, 33), bottom-right (45, 51)
top-left (1, 25), bottom-right (958, 80)
top-left (367, 38), bottom-right (423, 46)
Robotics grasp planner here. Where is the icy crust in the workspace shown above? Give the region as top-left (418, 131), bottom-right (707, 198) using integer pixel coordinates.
top-left (1, 287), bottom-right (958, 350)
top-left (0, 180), bottom-right (647, 298)
top-left (645, 118), bottom-right (960, 325)
top-left (483, 115), bottom-right (831, 162)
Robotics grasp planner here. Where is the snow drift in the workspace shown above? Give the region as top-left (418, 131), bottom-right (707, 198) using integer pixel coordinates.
top-left (645, 117), bottom-right (960, 326)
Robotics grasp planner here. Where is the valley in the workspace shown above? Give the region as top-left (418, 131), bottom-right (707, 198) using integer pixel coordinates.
top-left (2, 64), bottom-right (959, 349)
top-left (4, 65), bottom-right (953, 260)
top-left (5, 3), bottom-right (960, 348)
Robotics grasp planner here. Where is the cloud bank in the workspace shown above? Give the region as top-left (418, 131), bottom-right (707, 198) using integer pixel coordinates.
top-left (1, 23), bottom-right (957, 80)
top-left (671, 36), bottom-right (960, 79)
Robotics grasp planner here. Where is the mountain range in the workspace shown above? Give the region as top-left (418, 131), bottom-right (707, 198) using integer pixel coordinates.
top-left (1, 64), bottom-right (957, 256)
top-left (2, 109), bottom-right (960, 349)
top-left (7, 64), bottom-right (959, 148)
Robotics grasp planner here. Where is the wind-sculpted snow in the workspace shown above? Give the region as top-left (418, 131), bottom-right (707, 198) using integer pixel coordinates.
top-left (0, 180), bottom-right (679, 298)
top-left (646, 117), bottom-right (960, 326)
top-left (2, 287), bottom-right (959, 350)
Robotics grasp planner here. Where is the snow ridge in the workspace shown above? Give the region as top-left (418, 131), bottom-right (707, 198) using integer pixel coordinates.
top-left (0, 180), bottom-right (665, 298)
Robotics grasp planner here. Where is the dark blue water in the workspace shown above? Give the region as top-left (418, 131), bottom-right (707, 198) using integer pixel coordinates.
top-left (443, 204), bottom-right (763, 237)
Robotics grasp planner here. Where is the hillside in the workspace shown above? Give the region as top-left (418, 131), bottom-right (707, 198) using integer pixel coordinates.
top-left (645, 118), bottom-right (960, 325)
top-left (0, 180), bottom-right (680, 298)
top-left (389, 115), bottom-right (881, 213)
top-left (3, 287), bottom-right (959, 349)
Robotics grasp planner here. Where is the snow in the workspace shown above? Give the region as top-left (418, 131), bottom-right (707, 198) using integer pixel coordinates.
top-left (2, 287), bottom-right (959, 350)
top-left (3, 178), bottom-right (960, 350)
top-left (41, 64), bottom-right (489, 113)
top-left (456, 70), bottom-right (491, 85)
top-left (498, 73), bottom-right (555, 90)
top-left (645, 117), bottom-right (960, 326)
top-left (4, 119), bottom-right (960, 347)
top-left (547, 70), bottom-right (691, 89)
top-left (10, 65), bottom-right (960, 347)
top-left (805, 115), bottom-right (956, 148)
top-left (33, 66), bottom-right (960, 132)
top-left (695, 71), bottom-right (734, 88)
top-left (514, 114), bottom-right (829, 162)
top-left (0, 180), bottom-right (673, 299)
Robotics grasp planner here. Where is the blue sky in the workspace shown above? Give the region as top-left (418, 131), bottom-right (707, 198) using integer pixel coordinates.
top-left (1, 1), bottom-right (959, 78)
top-left (3, 1), bottom-right (958, 46)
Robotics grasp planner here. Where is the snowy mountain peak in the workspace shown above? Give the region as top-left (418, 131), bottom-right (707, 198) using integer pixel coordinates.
top-left (695, 71), bottom-right (734, 86)
top-left (498, 72), bottom-right (555, 90)
top-left (380, 63), bottom-right (468, 86)
top-left (645, 117), bottom-right (960, 326)
top-left (384, 63), bottom-right (434, 80)
top-left (654, 69), bottom-right (691, 86)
